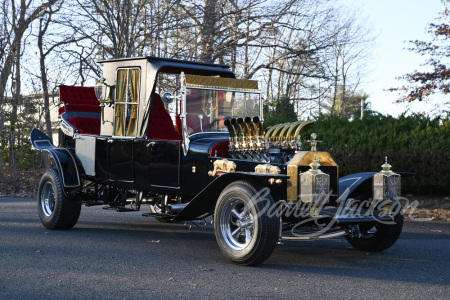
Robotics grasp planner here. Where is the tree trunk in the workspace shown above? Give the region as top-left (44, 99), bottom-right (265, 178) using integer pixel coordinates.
top-left (243, 7), bottom-right (250, 79)
top-left (199, 0), bottom-right (217, 63)
top-left (0, 0), bottom-right (58, 102)
top-left (38, 21), bottom-right (53, 142)
top-left (10, 37), bottom-right (21, 186)
top-left (266, 68), bottom-right (272, 102)
top-left (339, 71), bottom-right (347, 117)
top-left (330, 58), bottom-right (339, 116)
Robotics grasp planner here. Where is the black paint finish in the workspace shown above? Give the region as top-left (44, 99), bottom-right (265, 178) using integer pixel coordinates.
top-left (95, 137), bottom-right (109, 179)
top-left (147, 140), bottom-right (181, 188)
top-left (108, 138), bottom-right (133, 182)
top-left (179, 132), bottom-right (229, 199)
top-left (29, 128), bottom-right (81, 196)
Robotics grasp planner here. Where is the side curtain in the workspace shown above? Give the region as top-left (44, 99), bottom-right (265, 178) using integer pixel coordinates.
top-left (114, 70), bottom-right (127, 136)
top-left (126, 69), bottom-right (140, 137)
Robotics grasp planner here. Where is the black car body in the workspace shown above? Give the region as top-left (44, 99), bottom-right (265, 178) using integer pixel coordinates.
top-left (31, 56), bottom-right (405, 265)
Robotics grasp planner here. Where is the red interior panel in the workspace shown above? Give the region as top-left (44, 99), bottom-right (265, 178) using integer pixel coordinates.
top-left (176, 114), bottom-right (182, 137)
top-left (210, 140), bottom-right (230, 158)
top-left (147, 94), bottom-right (182, 140)
top-left (68, 117), bottom-right (101, 135)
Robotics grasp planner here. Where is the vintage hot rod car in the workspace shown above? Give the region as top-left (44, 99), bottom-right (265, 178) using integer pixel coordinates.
top-left (31, 56), bottom-right (405, 266)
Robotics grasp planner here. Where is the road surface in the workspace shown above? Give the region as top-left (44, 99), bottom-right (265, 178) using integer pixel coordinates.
top-left (1, 197), bottom-right (449, 299)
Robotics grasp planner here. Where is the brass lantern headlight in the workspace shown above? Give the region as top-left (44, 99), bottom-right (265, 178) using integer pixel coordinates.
top-left (95, 78), bottom-right (111, 124)
top-left (373, 156), bottom-right (401, 201)
top-left (95, 77), bottom-right (111, 105)
top-left (300, 155), bottom-right (330, 216)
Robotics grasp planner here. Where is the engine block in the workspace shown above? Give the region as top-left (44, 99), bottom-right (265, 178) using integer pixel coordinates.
top-left (224, 117), bottom-right (314, 164)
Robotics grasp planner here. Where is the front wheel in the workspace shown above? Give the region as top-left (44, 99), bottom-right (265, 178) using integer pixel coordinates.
top-left (37, 168), bottom-right (81, 230)
top-left (214, 181), bottom-right (279, 266)
top-left (345, 201), bottom-right (404, 252)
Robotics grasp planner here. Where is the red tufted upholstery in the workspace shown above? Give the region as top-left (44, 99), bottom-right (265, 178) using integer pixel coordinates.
top-left (210, 140), bottom-right (230, 158)
top-left (59, 85), bottom-right (101, 114)
top-left (147, 94), bottom-right (181, 140)
top-left (68, 117), bottom-right (101, 135)
top-left (176, 114), bottom-right (182, 137)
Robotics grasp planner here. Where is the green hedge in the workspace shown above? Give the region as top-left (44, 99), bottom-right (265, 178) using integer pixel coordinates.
top-left (299, 114), bottom-right (450, 195)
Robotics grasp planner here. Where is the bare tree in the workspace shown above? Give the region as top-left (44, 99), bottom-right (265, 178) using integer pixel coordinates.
top-left (389, 0), bottom-right (450, 115)
top-left (36, 0), bottom-right (87, 141)
top-left (0, 0), bottom-right (61, 181)
top-left (60, 0), bottom-right (176, 60)
top-left (321, 7), bottom-right (373, 116)
top-left (0, 0), bottom-right (60, 116)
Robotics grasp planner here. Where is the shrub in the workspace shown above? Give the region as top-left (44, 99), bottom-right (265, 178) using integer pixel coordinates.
top-left (300, 113), bottom-right (450, 195)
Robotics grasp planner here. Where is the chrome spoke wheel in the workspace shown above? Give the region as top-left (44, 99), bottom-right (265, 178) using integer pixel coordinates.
top-left (40, 182), bottom-right (55, 217)
top-left (214, 182), bottom-right (279, 265)
top-left (220, 197), bottom-right (255, 251)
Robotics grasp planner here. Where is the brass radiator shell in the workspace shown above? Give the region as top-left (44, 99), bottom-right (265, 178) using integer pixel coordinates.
top-left (287, 151), bottom-right (338, 202)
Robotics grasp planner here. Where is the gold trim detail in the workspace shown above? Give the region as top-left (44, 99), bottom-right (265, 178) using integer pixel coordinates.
top-left (255, 164), bottom-right (281, 174)
top-left (208, 159), bottom-right (237, 177)
top-left (185, 74), bottom-right (258, 91)
top-left (287, 151), bottom-right (338, 202)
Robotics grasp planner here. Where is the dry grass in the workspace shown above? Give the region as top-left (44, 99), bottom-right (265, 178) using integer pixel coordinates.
top-left (403, 194), bottom-right (450, 222)
top-left (0, 168), bottom-right (45, 198)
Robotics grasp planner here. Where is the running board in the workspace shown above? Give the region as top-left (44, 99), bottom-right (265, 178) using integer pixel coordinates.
top-left (280, 214), bottom-right (395, 241)
top-left (282, 229), bottom-right (347, 241)
top-left (333, 215), bottom-right (394, 225)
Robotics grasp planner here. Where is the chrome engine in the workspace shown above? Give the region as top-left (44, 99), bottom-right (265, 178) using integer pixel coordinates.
top-left (224, 117), bottom-right (313, 164)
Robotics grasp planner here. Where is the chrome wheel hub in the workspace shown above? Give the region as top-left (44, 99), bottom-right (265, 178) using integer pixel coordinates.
top-left (220, 198), bottom-right (255, 250)
top-left (40, 182), bottom-right (55, 217)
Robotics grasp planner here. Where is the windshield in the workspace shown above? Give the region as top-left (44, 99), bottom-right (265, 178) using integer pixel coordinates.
top-left (184, 88), bottom-right (261, 134)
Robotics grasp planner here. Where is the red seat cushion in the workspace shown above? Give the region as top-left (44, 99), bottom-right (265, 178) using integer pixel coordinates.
top-left (59, 85), bottom-right (100, 114)
top-left (147, 94), bottom-right (181, 140)
top-left (68, 117), bottom-right (101, 135)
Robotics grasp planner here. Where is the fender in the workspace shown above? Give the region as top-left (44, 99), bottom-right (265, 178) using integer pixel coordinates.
top-left (173, 172), bottom-right (289, 221)
top-left (30, 128), bottom-right (82, 197)
top-left (339, 172), bottom-right (415, 201)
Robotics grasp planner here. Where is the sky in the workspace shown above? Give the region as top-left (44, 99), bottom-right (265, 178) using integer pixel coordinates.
top-left (339, 0), bottom-right (446, 117)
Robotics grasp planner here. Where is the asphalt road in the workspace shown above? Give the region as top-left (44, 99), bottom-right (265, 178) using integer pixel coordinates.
top-left (1, 197), bottom-right (449, 299)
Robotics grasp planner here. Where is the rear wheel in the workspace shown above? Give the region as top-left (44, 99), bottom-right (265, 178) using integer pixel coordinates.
top-left (214, 181), bottom-right (279, 266)
top-left (37, 168), bottom-right (81, 230)
top-left (345, 201), bottom-right (403, 252)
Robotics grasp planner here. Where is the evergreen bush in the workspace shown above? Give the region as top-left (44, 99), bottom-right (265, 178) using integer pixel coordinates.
top-left (300, 113), bottom-right (450, 195)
